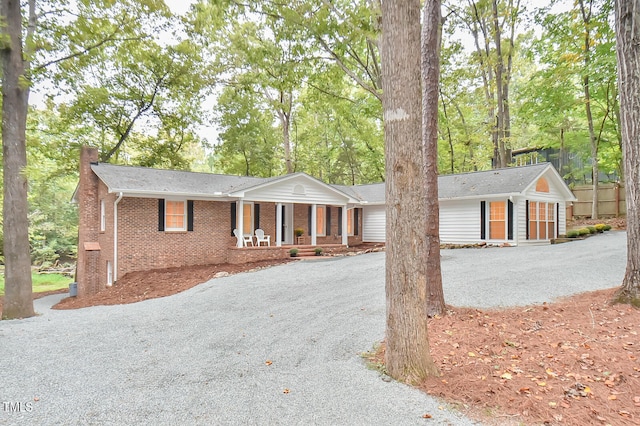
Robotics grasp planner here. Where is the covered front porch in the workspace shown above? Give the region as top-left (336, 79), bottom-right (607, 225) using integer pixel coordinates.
top-left (229, 172), bottom-right (362, 249)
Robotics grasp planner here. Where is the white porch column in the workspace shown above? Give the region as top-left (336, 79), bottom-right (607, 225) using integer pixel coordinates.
top-left (342, 204), bottom-right (349, 246)
top-left (276, 203), bottom-right (282, 247)
top-left (311, 203), bottom-right (317, 246)
top-left (237, 200), bottom-right (244, 248)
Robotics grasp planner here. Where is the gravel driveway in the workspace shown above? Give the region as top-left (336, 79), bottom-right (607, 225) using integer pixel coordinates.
top-left (0, 231), bottom-right (626, 425)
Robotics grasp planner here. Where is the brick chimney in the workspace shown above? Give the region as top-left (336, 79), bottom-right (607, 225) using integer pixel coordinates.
top-left (76, 146), bottom-right (102, 297)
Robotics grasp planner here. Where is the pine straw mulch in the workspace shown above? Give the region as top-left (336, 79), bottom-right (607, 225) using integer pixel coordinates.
top-left (52, 259), bottom-right (295, 310)
top-left (368, 287), bottom-right (640, 425)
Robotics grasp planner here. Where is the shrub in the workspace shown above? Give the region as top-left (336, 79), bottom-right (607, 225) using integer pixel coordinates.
top-left (604, 224), bottom-right (612, 231)
top-left (289, 248), bottom-right (299, 257)
top-left (567, 230), bottom-right (580, 238)
top-left (314, 247), bottom-right (323, 256)
top-left (294, 228), bottom-right (304, 237)
top-left (578, 228), bottom-right (591, 236)
top-left (595, 224), bottom-right (606, 233)
top-left (587, 226), bottom-right (597, 234)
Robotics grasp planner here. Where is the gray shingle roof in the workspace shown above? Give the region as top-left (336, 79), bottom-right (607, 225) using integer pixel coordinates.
top-left (437, 163), bottom-right (551, 199)
top-left (345, 163), bottom-right (554, 202)
top-left (334, 183), bottom-right (385, 204)
top-left (91, 163), bottom-right (267, 197)
top-left (91, 162), bottom-right (554, 202)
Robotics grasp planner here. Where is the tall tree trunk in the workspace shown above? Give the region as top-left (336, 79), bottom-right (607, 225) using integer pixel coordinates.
top-left (282, 109), bottom-right (293, 174)
top-left (614, 0), bottom-right (640, 305)
top-left (381, 0), bottom-right (439, 383)
top-left (270, 88), bottom-right (294, 174)
top-left (439, 88), bottom-right (455, 174)
top-left (1, 0), bottom-right (35, 319)
top-left (492, 0), bottom-right (507, 168)
top-left (422, 0), bottom-right (445, 317)
top-left (579, 0), bottom-right (599, 219)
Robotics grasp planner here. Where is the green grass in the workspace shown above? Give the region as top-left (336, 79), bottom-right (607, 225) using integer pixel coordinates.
top-left (0, 272), bottom-right (72, 296)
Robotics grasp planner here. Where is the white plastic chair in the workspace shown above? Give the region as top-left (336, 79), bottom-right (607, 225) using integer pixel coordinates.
top-left (255, 228), bottom-right (271, 247)
top-left (233, 228), bottom-right (253, 247)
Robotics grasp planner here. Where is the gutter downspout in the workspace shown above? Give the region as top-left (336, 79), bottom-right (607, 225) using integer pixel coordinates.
top-left (113, 192), bottom-right (124, 284)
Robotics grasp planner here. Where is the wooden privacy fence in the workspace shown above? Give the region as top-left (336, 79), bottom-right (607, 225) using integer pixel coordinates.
top-left (569, 183), bottom-right (626, 218)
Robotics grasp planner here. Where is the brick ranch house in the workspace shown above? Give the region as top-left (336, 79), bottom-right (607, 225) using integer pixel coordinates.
top-left (75, 146), bottom-right (575, 297)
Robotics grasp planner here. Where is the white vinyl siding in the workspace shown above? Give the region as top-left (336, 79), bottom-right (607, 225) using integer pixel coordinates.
top-left (557, 201), bottom-right (567, 236)
top-left (439, 200), bottom-right (482, 244)
top-left (362, 205), bottom-right (385, 242)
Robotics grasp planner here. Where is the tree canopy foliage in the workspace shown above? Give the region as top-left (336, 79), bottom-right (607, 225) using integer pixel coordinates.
top-left (0, 0), bottom-right (622, 266)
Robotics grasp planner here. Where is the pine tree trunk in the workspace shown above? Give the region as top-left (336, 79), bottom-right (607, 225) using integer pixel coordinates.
top-left (1, 0), bottom-right (35, 319)
top-left (381, 0), bottom-right (439, 383)
top-left (421, 0), bottom-right (445, 317)
top-left (614, 0), bottom-right (640, 305)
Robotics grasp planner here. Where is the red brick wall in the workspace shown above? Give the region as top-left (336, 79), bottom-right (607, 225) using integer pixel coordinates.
top-left (77, 147), bottom-right (102, 297)
top-left (116, 198), bottom-right (232, 277)
top-left (228, 246), bottom-right (289, 264)
top-left (115, 199), bottom-right (281, 277)
top-left (254, 202), bottom-right (277, 242)
top-left (95, 182), bottom-right (116, 286)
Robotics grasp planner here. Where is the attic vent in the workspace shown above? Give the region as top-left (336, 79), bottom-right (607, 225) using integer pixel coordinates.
top-left (293, 184), bottom-right (306, 195)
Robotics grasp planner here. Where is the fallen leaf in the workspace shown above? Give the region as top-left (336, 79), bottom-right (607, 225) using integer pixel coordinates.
top-left (608, 395), bottom-right (617, 400)
top-left (265, 360), bottom-right (273, 366)
top-left (33, 397), bottom-right (39, 402)
top-left (549, 401), bottom-right (557, 408)
top-left (468, 352), bottom-right (476, 357)
top-left (546, 368), bottom-right (558, 378)
top-left (422, 413), bottom-right (432, 419)
top-left (283, 388), bottom-right (290, 394)
top-left (501, 372), bottom-right (513, 380)
top-left (519, 387), bottom-right (531, 394)
top-left (537, 381), bottom-right (547, 387)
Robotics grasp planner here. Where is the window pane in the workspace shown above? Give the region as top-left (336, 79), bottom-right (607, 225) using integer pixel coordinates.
top-left (166, 201), bottom-right (185, 230)
top-left (489, 202), bottom-right (505, 239)
top-left (548, 204), bottom-right (555, 220)
top-left (316, 206), bottom-right (325, 235)
top-left (529, 202), bottom-right (537, 220)
top-left (539, 222), bottom-right (546, 240)
top-left (529, 222), bottom-right (537, 239)
top-left (490, 222), bottom-right (505, 239)
top-left (535, 177), bottom-right (549, 192)
top-left (490, 202), bottom-right (505, 220)
top-left (243, 204), bottom-right (252, 233)
top-left (539, 203), bottom-right (547, 221)
top-left (548, 222), bottom-right (555, 239)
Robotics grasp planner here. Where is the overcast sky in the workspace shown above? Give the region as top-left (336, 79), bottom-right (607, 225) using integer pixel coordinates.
top-left (164, 0), bottom-right (196, 16)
